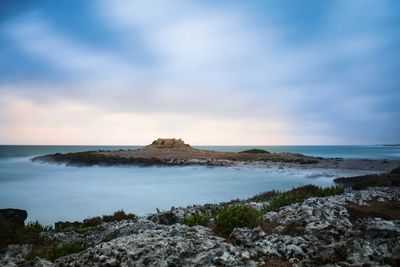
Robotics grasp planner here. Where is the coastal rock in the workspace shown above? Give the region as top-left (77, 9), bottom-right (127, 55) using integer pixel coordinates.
top-left (54, 224), bottom-right (255, 267)
top-left (0, 209), bottom-right (28, 227)
top-left (259, 187), bottom-right (400, 265)
top-left (2, 187), bottom-right (400, 266)
top-left (149, 211), bottom-right (180, 225)
top-left (0, 244), bottom-right (52, 267)
top-left (43, 218), bottom-right (162, 247)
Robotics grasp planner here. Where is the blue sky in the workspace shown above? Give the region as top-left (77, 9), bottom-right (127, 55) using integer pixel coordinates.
top-left (0, 0), bottom-right (399, 145)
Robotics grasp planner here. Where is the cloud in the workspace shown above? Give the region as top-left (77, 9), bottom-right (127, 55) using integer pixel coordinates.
top-left (0, 0), bottom-right (399, 144)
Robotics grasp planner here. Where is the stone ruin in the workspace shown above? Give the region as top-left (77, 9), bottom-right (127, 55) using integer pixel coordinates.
top-left (146, 138), bottom-right (192, 149)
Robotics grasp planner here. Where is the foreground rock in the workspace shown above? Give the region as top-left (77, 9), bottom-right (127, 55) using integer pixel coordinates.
top-left (0, 209), bottom-right (28, 227)
top-left (54, 224), bottom-right (254, 267)
top-left (2, 187), bottom-right (400, 266)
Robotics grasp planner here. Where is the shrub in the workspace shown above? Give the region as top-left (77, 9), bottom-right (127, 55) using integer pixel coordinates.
top-left (247, 190), bottom-right (279, 202)
top-left (183, 213), bottom-right (210, 227)
top-left (82, 216), bottom-right (102, 227)
top-left (215, 205), bottom-right (259, 237)
top-left (25, 220), bottom-right (53, 234)
top-left (260, 185), bottom-right (344, 214)
top-left (239, 149), bottom-right (270, 154)
top-left (102, 210), bottom-right (136, 222)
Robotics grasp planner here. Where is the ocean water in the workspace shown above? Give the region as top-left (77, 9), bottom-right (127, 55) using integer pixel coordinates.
top-left (0, 145), bottom-right (397, 224)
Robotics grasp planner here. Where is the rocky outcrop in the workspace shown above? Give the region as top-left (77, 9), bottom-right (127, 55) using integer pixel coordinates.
top-left (2, 188), bottom-right (400, 266)
top-left (54, 224), bottom-right (254, 267)
top-left (0, 244), bottom-right (52, 267)
top-left (145, 138), bottom-right (192, 150)
top-left (0, 209), bottom-right (28, 227)
top-left (259, 187), bottom-right (400, 265)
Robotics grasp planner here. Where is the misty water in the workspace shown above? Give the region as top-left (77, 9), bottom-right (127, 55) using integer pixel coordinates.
top-left (1, 145), bottom-right (399, 224)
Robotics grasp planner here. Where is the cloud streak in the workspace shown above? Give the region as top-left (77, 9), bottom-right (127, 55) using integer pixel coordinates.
top-left (0, 0), bottom-right (399, 144)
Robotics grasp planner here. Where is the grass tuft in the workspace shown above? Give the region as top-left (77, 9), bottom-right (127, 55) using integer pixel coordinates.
top-left (183, 213), bottom-right (210, 227)
top-left (215, 205), bottom-right (259, 237)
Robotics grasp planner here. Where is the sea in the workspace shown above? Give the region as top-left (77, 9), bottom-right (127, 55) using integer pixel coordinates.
top-left (0, 145), bottom-right (399, 224)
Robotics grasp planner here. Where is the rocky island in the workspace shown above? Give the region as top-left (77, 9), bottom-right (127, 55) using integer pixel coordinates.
top-left (32, 138), bottom-right (400, 172)
top-left (1, 168), bottom-right (400, 266)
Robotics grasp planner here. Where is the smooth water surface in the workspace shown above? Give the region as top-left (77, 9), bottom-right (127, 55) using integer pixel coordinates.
top-left (0, 145), bottom-right (395, 224)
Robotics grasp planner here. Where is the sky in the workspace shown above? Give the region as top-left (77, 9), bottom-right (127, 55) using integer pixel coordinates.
top-left (0, 0), bottom-right (399, 145)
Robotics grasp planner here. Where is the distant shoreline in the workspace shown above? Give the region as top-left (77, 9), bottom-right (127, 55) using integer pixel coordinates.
top-left (31, 149), bottom-right (400, 172)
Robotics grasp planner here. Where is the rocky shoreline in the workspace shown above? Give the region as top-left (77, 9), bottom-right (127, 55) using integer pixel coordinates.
top-left (1, 168), bottom-right (400, 266)
top-left (31, 138), bottom-right (400, 172)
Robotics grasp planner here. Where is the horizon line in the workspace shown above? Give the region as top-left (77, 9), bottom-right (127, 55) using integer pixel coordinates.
top-left (0, 144), bottom-right (398, 147)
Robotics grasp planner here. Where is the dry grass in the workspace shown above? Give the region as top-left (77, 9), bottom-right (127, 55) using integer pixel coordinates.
top-left (345, 199), bottom-right (400, 222)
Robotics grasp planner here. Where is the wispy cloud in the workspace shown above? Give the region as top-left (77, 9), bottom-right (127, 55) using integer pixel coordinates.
top-left (0, 0), bottom-right (399, 144)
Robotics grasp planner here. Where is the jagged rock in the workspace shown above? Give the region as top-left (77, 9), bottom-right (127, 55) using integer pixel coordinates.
top-left (54, 224), bottom-right (256, 266)
top-left (2, 187), bottom-right (400, 266)
top-left (0, 244), bottom-right (51, 267)
top-left (0, 209), bottom-right (28, 227)
top-left (149, 211), bottom-right (180, 225)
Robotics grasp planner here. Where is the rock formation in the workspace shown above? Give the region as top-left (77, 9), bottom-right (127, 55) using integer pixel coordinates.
top-left (145, 138), bottom-right (192, 150)
top-left (0, 209), bottom-right (28, 227)
top-left (2, 187), bottom-right (400, 266)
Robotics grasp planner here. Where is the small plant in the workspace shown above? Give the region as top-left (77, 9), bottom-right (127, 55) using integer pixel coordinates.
top-left (25, 220), bottom-right (53, 234)
top-left (183, 213), bottom-right (210, 227)
top-left (215, 205), bottom-right (259, 237)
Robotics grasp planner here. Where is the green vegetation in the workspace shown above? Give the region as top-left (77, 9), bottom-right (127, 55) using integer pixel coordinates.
top-left (250, 185), bottom-right (343, 203)
top-left (183, 213), bottom-right (210, 227)
top-left (55, 210), bottom-right (136, 232)
top-left (1, 209), bottom-right (136, 257)
top-left (247, 190), bottom-right (279, 202)
top-left (182, 185), bottom-right (344, 238)
top-left (267, 156), bottom-right (319, 164)
top-left (102, 209), bottom-right (136, 222)
top-left (215, 205), bottom-right (259, 237)
top-left (26, 241), bottom-right (85, 262)
top-left (239, 149), bottom-right (270, 154)
top-left (25, 220), bottom-right (53, 234)
top-left (237, 154), bottom-right (319, 164)
top-left (0, 219), bottom-right (52, 250)
top-left (261, 185), bottom-right (344, 213)
top-left (33, 151), bottom-right (166, 166)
